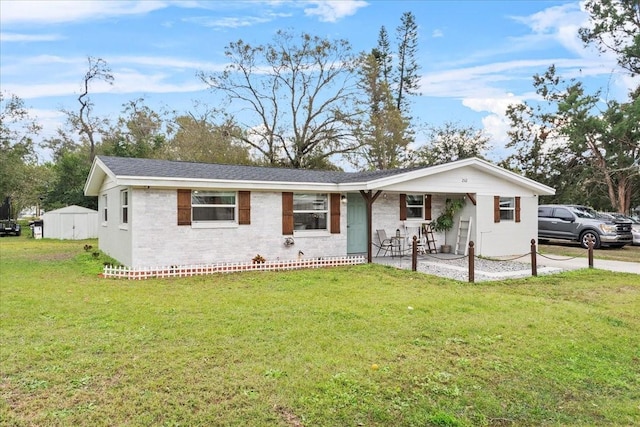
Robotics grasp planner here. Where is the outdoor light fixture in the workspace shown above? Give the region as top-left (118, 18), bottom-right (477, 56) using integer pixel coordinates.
top-left (341, 194), bottom-right (347, 203)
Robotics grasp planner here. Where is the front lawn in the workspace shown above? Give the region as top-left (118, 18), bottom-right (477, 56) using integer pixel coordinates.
top-left (1, 238), bottom-right (639, 426)
top-left (539, 239), bottom-right (640, 262)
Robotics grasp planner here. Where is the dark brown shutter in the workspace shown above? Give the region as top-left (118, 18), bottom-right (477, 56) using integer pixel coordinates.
top-left (330, 193), bottom-right (341, 234)
top-left (515, 196), bottom-right (521, 223)
top-left (177, 189), bottom-right (191, 226)
top-left (399, 193), bottom-right (407, 220)
top-left (494, 196), bottom-right (500, 223)
top-left (425, 194), bottom-right (432, 220)
top-left (238, 191), bottom-right (251, 225)
top-left (282, 192), bottom-right (293, 235)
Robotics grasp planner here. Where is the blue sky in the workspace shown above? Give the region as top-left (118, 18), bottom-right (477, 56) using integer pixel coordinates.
top-left (1, 0), bottom-right (638, 162)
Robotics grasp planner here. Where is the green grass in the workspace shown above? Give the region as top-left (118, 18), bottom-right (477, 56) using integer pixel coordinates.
top-left (539, 240), bottom-right (640, 262)
top-left (1, 237), bottom-right (639, 426)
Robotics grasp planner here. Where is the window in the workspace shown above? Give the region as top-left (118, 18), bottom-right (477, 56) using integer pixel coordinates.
top-left (494, 196), bottom-right (521, 223)
top-left (293, 193), bottom-right (327, 230)
top-left (120, 190), bottom-right (129, 224)
top-left (406, 194), bottom-right (424, 219)
top-left (538, 206), bottom-right (552, 217)
top-left (554, 207), bottom-right (572, 219)
top-left (400, 193), bottom-right (431, 221)
top-left (192, 191), bottom-right (236, 222)
top-left (102, 194), bottom-right (108, 222)
top-left (571, 206), bottom-right (597, 219)
top-left (499, 197), bottom-right (515, 221)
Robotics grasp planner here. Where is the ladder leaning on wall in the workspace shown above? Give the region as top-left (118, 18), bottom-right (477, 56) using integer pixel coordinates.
top-left (455, 217), bottom-right (472, 255)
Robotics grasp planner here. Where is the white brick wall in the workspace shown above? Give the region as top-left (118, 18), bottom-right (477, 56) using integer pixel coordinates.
top-left (126, 189), bottom-right (347, 268)
top-left (99, 187), bottom-right (539, 267)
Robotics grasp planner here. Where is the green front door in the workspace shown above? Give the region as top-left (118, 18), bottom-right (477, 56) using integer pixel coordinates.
top-left (347, 193), bottom-right (368, 254)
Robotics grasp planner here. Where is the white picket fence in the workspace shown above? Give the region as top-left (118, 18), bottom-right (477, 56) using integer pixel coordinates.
top-left (102, 255), bottom-right (366, 280)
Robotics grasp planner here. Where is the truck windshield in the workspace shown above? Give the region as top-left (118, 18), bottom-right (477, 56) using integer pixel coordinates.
top-left (570, 206), bottom-right (597, 219)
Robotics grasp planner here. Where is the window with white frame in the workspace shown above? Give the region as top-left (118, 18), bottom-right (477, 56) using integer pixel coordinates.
top-left (120, 190), bottom-right (129, 224)
top-left (499, 197), bottom-right (515, 221)
top-left (102, 194), bottom-right (108, 222)
top-left (192, 191), bottom-right (236, 222)
top-left (406, 194), bottom-right (424, 219)
top-left (293, 193), bottom-right (328, 230)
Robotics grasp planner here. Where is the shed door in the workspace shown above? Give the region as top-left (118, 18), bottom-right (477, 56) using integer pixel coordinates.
top-left (347, 193), bottom-right (367, 254)
top-left (61, 214), bottom-right (76, 239)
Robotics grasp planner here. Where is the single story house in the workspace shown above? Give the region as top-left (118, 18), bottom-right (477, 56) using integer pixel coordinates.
top-left (84, 156), bottom-right (555, 268)
top-left (41, 205), bottom-right (99, 240)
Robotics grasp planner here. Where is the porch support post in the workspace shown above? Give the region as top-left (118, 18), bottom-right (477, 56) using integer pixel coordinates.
top-left (360, 190), bottom-right (382, 263)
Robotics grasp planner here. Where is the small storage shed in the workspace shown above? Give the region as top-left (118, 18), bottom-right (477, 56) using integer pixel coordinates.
top-left (42, 205), bottom-right (99, 240)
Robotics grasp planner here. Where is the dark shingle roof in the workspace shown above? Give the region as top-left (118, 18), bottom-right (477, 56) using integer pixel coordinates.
top-left (98, 156), bottom-right (419, 184)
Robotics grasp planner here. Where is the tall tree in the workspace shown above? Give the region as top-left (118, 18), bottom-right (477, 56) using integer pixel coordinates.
top-left (355, 13), bottom-right (420, 170)
top-left (353, 52), bottom-right (411, 170)
top-left (374, 26), bottom-right (393, 85)
top-left (42, 149), bottom-right (97, 210)
top-left (579, 0), bottom-right (640, 76)
top-left (502, 95), bottom-right (588, 205)
top-left (413, 121), bottom-right (491, 166)
top-left (101, 98), bottom-right (167, 159)
top-left (0, 92), bottom-right (41, 215)
top-left (199, 30), bottom-right (362, 169)
top-left (502, 101), bottom-right (562, 184)
top-left (506, 66), bottom-right (639, 212)
top-left (63, 56), bottom-right (113, 161)
top-left (395, 11), bottom-right (421, 112)
top-left (164, 105), bottom-right (252, 165)
top-left (579, 0), bottom-right (640, 211)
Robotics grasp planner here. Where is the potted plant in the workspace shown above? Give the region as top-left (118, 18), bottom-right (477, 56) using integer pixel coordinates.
top-left (432, 198), bottom-right (465, 253)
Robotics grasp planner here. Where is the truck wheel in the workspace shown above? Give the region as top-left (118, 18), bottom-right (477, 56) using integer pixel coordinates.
top-left (580, 231), bottom-right (600, 249)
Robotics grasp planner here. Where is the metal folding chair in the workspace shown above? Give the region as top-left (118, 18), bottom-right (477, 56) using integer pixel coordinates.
top-left (375, 229), bottom-right (401, 256)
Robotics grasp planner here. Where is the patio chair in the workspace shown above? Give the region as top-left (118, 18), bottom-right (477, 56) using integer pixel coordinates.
top-left (375, 229), bottom-right (400, 256)
top-left (404, 226), bottom-right (427, 254)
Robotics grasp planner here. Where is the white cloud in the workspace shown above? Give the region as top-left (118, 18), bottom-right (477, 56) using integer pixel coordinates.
top-left (443, 4), bottom-right (591, 70)
top-left (303, 0), bottom-right (368, 23)
top-left (110, 55), bottom-right (225, 72)
top-left (1, 53), bottom-right (224, 100)
top-left (4, 82), bottom-right (80, 99)
top-left (418, 55), bottom-right (638, 103)
top-left (462, 94), bottom-right (522, 116)
top-left (419, 58), bottom-right (585, 99)
top-left (111, 70), bottom-right (206, 94)
top-left (5, 72), bottom-right (205, 99)
top-left (508, 2), bottom-right (603, 60)
top-left (511, 3), bottom-right (583, 34)
top-left (431, 29), bottom-right (444, 38)
top-left (482, 113), bottom-right (510, 145)
top-left (461, 95), bottom-right (521, 154)
top-left (0, 32), bottom-right (64, 42)
top-left (0, 0), bottom-right (168, 25)
top-left (184, 15), bottom-right (275, 29)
